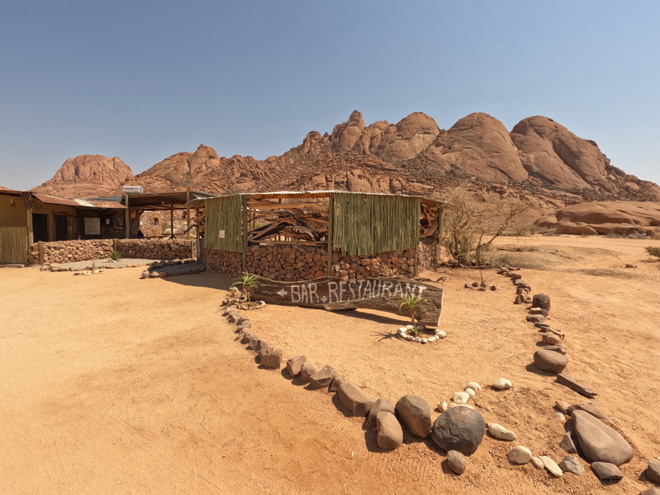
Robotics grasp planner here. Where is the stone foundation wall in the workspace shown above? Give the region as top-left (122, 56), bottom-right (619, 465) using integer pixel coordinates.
top-left (27, 240), bottom-right (114, 264)
top-left (207, 249), bottom-right (242, 276)
top-left (418, 237), bottom-right (437, 271)
top-left (207, 245), bottom-right (417, 281)
top-left (27, 239), bottom-right (196, 265)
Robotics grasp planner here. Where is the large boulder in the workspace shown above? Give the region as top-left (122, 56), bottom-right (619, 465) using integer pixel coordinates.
top-left (337, 383), bottom-right (375, 417)
top-left (308, 365), bottom-right (337, 390)
top-left (368, 398), bottom-right (396, 428)
top-left (532, 293), bottom-right (551, 311)
top-left (431, 406), bottom-right (486, 455)
top-left (395, 395), bottom-right (432, 438)
top-left (533, 349), bottom-right (569, 374)
top-left (285, 355), bottom-right (307, 377)
top-left (260, 349), bottom-right (283, 369)
top-left (572, 410), bottom-right (633, 466)
top-left (376, 411), bottom-right (403, 450)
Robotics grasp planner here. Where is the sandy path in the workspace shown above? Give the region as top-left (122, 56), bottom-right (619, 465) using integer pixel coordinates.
top-left (1, 235), bottom-right (659, 494)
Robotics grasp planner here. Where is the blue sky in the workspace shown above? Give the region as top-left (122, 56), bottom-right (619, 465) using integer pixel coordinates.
top-left (1, 0), bottom-right (659, 190)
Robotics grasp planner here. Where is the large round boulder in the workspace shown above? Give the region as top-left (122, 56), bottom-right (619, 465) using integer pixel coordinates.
top-left (431, 406), bottom-right (486, 455)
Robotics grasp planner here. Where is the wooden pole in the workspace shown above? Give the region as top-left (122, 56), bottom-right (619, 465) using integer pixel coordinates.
top-left (435, 205), bottom-right (444, 266)
top-left (186, 191), bottom-right (191, 239)
top-left (241, 196), bottom-right (248, 272)
top-left (327, 195), bottom-right (334, 276)
top-left (26, 198), bottom-right (34, 246)
top-left (170, 203), bottom-right (174, 238)
top-left (124, 194), bottom-right (130, 239)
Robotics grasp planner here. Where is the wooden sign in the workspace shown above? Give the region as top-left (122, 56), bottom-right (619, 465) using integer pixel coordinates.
top-left (252, 276), bottom-right (443, 326)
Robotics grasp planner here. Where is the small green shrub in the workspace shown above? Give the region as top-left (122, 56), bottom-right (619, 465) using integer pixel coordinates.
top-left (109, 250), bottom-right (122, 261)
top-left (399, 295), bottom-right (424, 336)
top-left (232, 272), bottom-right (259, 307)
top-left (645, 246), bottom-right (660, 258)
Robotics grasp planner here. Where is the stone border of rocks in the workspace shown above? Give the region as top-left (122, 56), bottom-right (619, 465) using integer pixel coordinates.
top-left (499, 266), bottom-right (657, 490)
top-left (395, 325), bottom-right (447, 344)
top-left (139, 259), bottom-right (206, 279)
top-left (220, 271), bottom-right (658, 492)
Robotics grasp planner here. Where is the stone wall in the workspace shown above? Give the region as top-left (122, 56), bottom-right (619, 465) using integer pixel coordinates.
top-left (116, 239), bottom-right (196, 260)
top-left (417, 237), bottom-right (437, 272)
top-left (27, 240), bottom-right (114, 264)
top-left (207, 245), bottom-right (417, 281)
top-left (207, 249), bottom-right (242, 276)
top-left (27, 239), bottom-right (196, 265)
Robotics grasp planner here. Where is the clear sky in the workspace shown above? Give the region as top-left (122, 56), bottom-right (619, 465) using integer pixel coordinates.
top-left (1, 0), bottom-right (659, 191)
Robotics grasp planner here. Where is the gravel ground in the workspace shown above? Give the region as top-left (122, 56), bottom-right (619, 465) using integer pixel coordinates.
top-left (50, 258), bottom-right (161, 271)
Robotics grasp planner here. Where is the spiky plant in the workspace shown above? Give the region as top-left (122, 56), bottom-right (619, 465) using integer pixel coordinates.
top-left (399, 295), bottom-right (424, 336)
top-left (109, 250), bottom-right (122, 261)
top-left (232, 272), bottom-right (259, 307)
top-left (645, 246), bottom-right (660, 259)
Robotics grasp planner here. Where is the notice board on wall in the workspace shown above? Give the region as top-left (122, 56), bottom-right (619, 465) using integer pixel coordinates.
top-left (84, 217), bottom-right (101, 235)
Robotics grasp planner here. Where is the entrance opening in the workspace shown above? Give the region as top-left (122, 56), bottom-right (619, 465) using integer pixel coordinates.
top-left (33, 214), bottom-right (48, 242)
top-left (54, 215), bottom-right (68, 241)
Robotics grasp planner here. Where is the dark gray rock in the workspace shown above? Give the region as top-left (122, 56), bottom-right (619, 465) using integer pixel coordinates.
top-left (560, 431), bottom-right (578, 454)
top-left (572, 410), bottom-right (633, 466)
top-left (447, 450), bottom-right (467, 475)
top-left (329, 373), bottom-right (345, 392)
top-left (532, 293), bottom-right (551, 311)
top-left (368, 398), bottom-right (396, 428)
top-left (285, 355), bottom-right (307, 377)
top-left (533, 349), bottom-right (569, 374)
top-left (308, 365), bottom-right (337, 390)
top-left (376, 411), bottom-right (403, 450)
top-left (647, 458), bottom-right (660, 484)
top-left (556, 372), bottom-right (598, 398)
top-left (591, 461), bottom-right (623, 482)
top-left (559, 456), bottom-right (584, 475)
top-left (526, 314), bottom-right (545, 323)
top-left (337, 383), bottom-right (375, 417)
top-left (395, 395), bottom-right (432, 439)
top-left (432, 406), bottom-right (486, 455)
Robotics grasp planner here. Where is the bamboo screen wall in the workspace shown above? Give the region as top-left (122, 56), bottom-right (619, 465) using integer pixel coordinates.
top-left (0, 226), bottom-right (28, 264)
top-left (332, 193), bottom-right (420, 256)
top-left (204, 196), bottom-right (243, 252)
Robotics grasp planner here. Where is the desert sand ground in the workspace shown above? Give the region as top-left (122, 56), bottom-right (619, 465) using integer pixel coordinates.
top-left (1, 235), bottom-right (659, 494)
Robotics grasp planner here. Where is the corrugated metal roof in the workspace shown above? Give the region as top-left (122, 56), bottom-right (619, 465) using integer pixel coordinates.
top-left (31, 193), bottom-right (125, 209)
top-left (206, 190), bottom-right (446, 206)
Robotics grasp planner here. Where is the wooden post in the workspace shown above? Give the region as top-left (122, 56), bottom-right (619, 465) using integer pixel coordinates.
top-left (435, 205), bottom-right (444, 266)
top-left (26, 201), bottom-right (34, 246)
top-left (38, 241), bottom-right (44, 265)
top-left (241, 196), bottom-right (248, 272)
top-left (327, 195), bottom-right (334, 276)
top-left (185, 191), bottom-right (191, 239)
top-left (170, 203), bottom-right (174, 238)
top-left (124, 194), bottom-right (130, 239)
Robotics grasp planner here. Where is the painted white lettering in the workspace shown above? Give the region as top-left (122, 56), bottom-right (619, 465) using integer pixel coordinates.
top-left (328, 281), bottom-right (339, 303)
top-left (382, 281), bottom-right (393, 298)
top-left (308, 283), bottom-right (319, 304)
top-left (339, 281), bottom-right (347, 302)
top-left (348, 281), bottom-right (356, 300)
top-left (363, 280), bottom-right (372, 299)
top-left (357, 280), bottom-right (365, 299)
top-left (290, 285), bottom-right (301, 303)
top-left (393, 282), bottom-right (403, 298)
top-left (300, 284), bottom-right (308, 303)
top-left (417, 285), bottom-right (428, 297)
top-left (404, 284), bottom-right (413, 298)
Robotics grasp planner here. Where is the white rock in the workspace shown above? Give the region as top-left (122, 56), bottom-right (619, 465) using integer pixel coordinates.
top-left (414, 337), bottom-right (421, 343)
top-left (507, 446), bottom-right (533, 464)
top-left (436, 330), bottom-right (447, 339)
top-left (492, 378), bottom-right (513, 390)
top-left (488, 423), bottom-right (516, 441)
top-left (452, 392), bottom-right (470, 404)
top-left (398, 327), bottom-right (406, 334)
top-left (449, 403), bottom-right (474, 409)
top-left (554, 412), bottom-right (566, 421)
top-left (421, 338), bottom-right (428, 344)
top-left (406, 325), bottom-right (414, 330)
top-left (530, 457), bottom-right (544, 469)
top-left (465, 381), bottom-right (482, 392)
top-left (440, 401), bottom-right (448, 412)
top-left (428, 336), bottom-right (437, 342)
top-left (540, 456), bottom-right (563, 477)
top-left (464, 388), bottom-right (476, 397)
top-left (405, 335), bottom-right (413, 341)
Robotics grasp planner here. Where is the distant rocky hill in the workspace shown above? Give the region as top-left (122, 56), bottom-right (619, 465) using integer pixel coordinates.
top-left (30, 111), bottom-right (660, 207)
top-left (32, 155), bottom-right (134, 198)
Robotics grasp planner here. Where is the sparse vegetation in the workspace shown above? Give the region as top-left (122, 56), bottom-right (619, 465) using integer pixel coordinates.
top-left (399, 295), bottom-right (424, 336)
top-left (232, 272), bottom-right (259, 307)
top-left (109, 250), bottom-right (122, 261)
top-left (442, 189), bottom-right (533, 266)
top-left (645, 246), bottom-right (660, 259)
